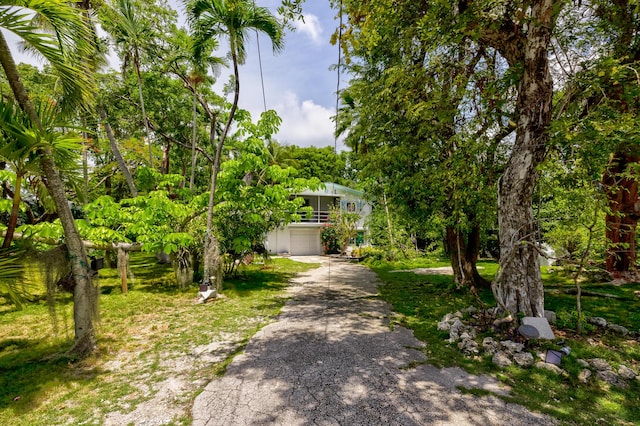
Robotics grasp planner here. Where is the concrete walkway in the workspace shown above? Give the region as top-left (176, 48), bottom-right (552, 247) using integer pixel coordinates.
top-left (192, 257), bottom-right (555, 425)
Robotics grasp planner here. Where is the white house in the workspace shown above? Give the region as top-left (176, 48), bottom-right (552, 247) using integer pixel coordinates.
top-left (265, 182), bottom-right (372, 256)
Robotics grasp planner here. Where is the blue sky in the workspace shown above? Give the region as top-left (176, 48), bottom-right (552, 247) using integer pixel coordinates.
top-left (6, 0), bottom-right (346, 150)
top-left (216, 0), bottom-right (346, 150)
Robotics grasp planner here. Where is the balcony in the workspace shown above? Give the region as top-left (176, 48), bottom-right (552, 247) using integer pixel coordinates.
top-left (295, 210), bottom-right (330, 224)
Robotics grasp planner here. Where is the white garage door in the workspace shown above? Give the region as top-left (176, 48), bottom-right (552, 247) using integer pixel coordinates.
top-left (290, 229), bottom-right (322, 255)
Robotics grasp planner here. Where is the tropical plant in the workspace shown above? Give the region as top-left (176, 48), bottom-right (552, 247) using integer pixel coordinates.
top-left (0, 0), bottom-right (99, 356)
top-left (100, 0), bottom-right (157, 166)
top-left (185, 0), bottom-right (284, 291)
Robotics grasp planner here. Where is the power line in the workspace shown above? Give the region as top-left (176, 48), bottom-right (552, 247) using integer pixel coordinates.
top-left (334, 0), bottom-right (343, 153)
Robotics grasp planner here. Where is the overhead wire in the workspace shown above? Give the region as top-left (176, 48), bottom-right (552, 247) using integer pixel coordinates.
top-left (334, 0), bottom-right (343, 152)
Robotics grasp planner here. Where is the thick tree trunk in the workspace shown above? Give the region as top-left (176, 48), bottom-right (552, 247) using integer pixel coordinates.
top-left (445, 225), bottom-right (490, 290)
top-left (603, 151), bottom-right (640, 279)
top-left (0, 31), bottom-right (97, 356)
top-left (491, 0), bottom-right (554, 317)
top-left (98, 106), bottom-right (138, 197)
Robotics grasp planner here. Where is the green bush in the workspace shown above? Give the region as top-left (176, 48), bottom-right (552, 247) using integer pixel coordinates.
top-left (555, 308), bottom-right (595, 333)
top-left (320, 224), bottom-right (340, 254)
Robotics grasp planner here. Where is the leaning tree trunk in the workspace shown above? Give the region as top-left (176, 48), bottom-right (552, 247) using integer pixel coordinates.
top-left (0, 31), bottom-right (97, 356)
top-left (491, 0), bottom-right (554, 318)
top-left (98, 105), bottom-right (138, 197)
top-left (445, 225), bottom-right (490, 290)
top-left (603, 151), bottom-right (640, 279)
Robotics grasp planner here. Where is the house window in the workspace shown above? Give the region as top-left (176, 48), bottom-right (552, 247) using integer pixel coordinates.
top-left (346, 201), bottom-right (356, 212)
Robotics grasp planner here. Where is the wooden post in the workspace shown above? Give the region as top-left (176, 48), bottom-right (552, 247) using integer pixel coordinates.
top-left (118, 248), bottom-right (128, 294)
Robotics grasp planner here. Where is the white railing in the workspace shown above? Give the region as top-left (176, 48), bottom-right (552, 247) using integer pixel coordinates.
top-left (295, 210), bottom-right (330, 223)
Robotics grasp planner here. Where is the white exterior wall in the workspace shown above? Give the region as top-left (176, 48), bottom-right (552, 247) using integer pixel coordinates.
top-left (265, 182), bottom-right (372, 256)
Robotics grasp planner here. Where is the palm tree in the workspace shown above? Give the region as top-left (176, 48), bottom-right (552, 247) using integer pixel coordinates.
top-left (100, 0), bottom-right (155, 167)
top-left (0, 0), bottom-right (98, 356)
top-left (185, 0), bottom-right (283, 291)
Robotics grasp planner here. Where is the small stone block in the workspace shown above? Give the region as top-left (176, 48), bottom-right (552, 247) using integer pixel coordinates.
top-left (521, 317), bottom-right (555, 340)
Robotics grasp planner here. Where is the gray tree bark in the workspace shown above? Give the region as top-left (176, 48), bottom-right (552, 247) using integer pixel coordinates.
top-left (488, 0), bottom-right (555, 317)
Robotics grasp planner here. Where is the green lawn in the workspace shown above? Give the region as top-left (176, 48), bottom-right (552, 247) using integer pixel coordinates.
top-left (0, 254), bottom-right (317, 426)
top-left (368, 257), bottom-right (640, 425)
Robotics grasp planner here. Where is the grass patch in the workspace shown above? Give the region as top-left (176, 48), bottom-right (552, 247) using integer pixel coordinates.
top-left (0, 254), bottom-right (317, 426)
top-left (367, 256), bottom-right (640, 425)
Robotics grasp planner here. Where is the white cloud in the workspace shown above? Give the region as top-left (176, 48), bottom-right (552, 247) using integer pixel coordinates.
top-left (293, 14), bottom-right (323, 46)
top-left (272, 91), bottom-right (344, 150)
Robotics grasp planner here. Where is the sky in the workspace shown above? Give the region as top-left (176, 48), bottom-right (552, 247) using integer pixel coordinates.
top-left (3, 0), bottom-right (345, 151)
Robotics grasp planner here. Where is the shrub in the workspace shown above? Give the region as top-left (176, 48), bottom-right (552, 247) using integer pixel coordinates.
top-left (320, 224), bottom-right (340, 254)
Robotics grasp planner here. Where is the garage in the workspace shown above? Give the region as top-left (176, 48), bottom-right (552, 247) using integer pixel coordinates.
top-left (289, 229), bottom-right (322, 255)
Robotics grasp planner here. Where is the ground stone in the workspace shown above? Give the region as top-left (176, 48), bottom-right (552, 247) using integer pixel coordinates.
top-left (500, 340), bottom-right (524, 355)
top-left (607, 324), bottom-right (629, 335)
top-left (577, 359), bottom-right (590, 368)
top-left (578, 369), bottom-right (592, 384)
top-left (535, 362), bottom-right (564, 375)
top-left (492, 351), bottom-right (513, 368)
top-left (482, 337), bottom-right (499, 355)
top-left (437, 320), bottom-right (451, 331)
top-left (588, 358), bottom-right (612, 371)
top-left (588, 317), bottom-right (607, 328)
top-left (544, 310), bottom-right (557, 324)
top-left (450, 319), bottom-right (464, 334)
top-left (458, 338), bottom-right (479, 356)
top-left (618, 365), bottom-right (637, 380)
top-left (597, 370), bottom-right (627, 388)
top-left (513, 352), bottom-right (534, 367)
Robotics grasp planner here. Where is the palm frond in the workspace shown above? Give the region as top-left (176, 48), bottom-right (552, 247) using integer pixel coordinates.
top-left (0, 0), bottom-right (96, 110)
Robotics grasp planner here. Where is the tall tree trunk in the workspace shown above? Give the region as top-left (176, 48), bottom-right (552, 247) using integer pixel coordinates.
top-left (603, 151), bottom-right (640, 279)
top-left (189, 88), bottom-right (198, 191)
top-left (2, 172), bottom-right (22, 248)
top-left (491, 0), bottom-right (554, 317)
top-left (98, 105), bottom-right (138, 197)
top-left (203, 44), bottom-right (240, 292)
top-left (134, 55), bottom-right (152, 167)
top-left (445, 225), bottom-right (490, 290)
top-left (0, 31), bottom-right (97, 356)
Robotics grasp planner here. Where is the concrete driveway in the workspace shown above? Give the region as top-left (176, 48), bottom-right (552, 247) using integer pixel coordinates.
top-left (192, 257), bottom-right (555, 425)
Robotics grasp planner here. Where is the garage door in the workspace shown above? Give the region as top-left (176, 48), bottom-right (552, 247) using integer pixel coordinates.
top-left (290, 229), bottom-right (322, 255)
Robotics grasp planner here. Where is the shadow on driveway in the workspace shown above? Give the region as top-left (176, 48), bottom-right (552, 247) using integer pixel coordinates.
top-left (192, 258), bottom-right (555, 425)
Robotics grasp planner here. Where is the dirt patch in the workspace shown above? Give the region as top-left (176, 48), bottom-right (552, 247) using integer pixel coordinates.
top-left (102, 333), bottom-right (246, 425)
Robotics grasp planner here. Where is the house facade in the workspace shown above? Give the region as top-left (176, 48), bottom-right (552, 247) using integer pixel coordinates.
top-left (265, 182), bottom-right (371, 256)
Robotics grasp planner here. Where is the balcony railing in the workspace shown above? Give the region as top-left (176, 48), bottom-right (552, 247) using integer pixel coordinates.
top-left (295, 210), bottom-right (330, 223)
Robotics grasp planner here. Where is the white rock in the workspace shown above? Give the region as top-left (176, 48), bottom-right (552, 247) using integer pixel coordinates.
top-left (500, 340), bottom-right (525, 354)
top-left (588, 317), bottom-right (607, 327)
top-left (578, 369), bottom-right (592, 384)
top-left (618, 365), bottom-right (637, 380)
top-left (492, 351), bottom-right (513, 368)
top-left (588, 358), bottom-right (612, 371)
top-left (607, 324), bottom-right (629, 335)
top-left (513, 352), bottom-right (535, 367)
top-left (535, 361), bottom-right (564, 375)
top-left (577, 359), bottom-right (590, 368)
top-left (437, 320), bottom-right (451, 331)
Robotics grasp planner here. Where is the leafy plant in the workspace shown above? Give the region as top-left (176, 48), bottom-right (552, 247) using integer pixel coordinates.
top-left (320, 224), bottom-right (340, 254)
